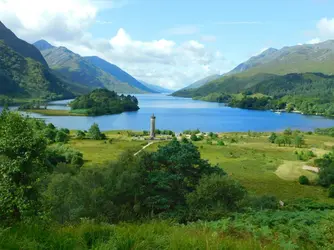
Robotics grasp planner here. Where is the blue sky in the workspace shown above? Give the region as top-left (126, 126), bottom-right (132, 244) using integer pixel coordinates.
top-left (1, 0), bottom-right (334, 89)
top-left (92, 0), bottom-right (333, 63)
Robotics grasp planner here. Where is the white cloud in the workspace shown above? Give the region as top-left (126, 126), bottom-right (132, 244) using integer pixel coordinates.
top-left (0, 0), bottom-right (97, 42)
top-left (0, 0), bottom-right (232, 89)
top-left (164, 25), bottom-right (199, 36)
top-left (316, 18), bottom-right (334, 37)
top-left (306, 38), bottom-right (321, 44)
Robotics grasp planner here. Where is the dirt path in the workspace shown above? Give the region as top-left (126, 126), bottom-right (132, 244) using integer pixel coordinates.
top-left (134, 142), bottom-right (154, 156)
top-left (302, 165), bottom-right (319, 173)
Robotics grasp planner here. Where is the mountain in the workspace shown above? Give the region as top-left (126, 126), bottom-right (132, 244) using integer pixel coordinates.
top-left (34, 43), bottom-right (143, 93)
top-left (0, 40), bottom-right (73, 99)
top-left (227, 41), bottom-right (334, 76)
top-left (33, 39), bottom-right (54, 51)
top-left (227, 48), bottom-right (278, 75)
top-left (183, 74), bottom-right (221, 90)
top-left (84, 56), bottom-right (156, 93)
top-left (173, 40), bottom-right (334, 99)
top-left (139, 80), bottom-right (173, 93)
top-left (0, 21), bottom-right (47, 66)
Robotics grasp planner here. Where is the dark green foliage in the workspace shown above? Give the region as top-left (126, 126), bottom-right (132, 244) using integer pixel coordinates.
top-left (315, 152), bottom-right (334, 187)
top-left (315, 127), bottom-right (334, 137)
top-left (0, 110), bottom-right (49, 222)
top-left (142, 130), bottom-right (149, 136)
top-left (268, 132), bottom-right (277, 143)
top-left (295, 150), bottom-right (316, 161)
top-left (217, 140), bottom-right (225, 146)
top-left (181, 137), bottom-right (189, 143)
top-left (46, 144), bottom-right (84, 169)
top-left (294, 135), bottom-right (305, 148)
top-left (55, 130), bottom-right (69, 143)
top-left (186, 174), bottom-right (246, 220)
top-left (18, 101), bottom-right (47, 110)
top-left (174, 72), bottom-right (334, 116)
top-left (0, 41), bottom-right (74, 100)
top-left (248, 195), bottom-right (278, 210)
top-left (328, 185), bottom-right (334, 198)
top-left (88, 123), bottom-right (106, 140)
top-left (183, 129), bottom-right (200, 135)
top-left (0, 22), bottom-right (47, 66)
top-left (139, 139), bottom-right (226, 216)
top-left (70, 89), bottom-right (139, 116)
top-left (75, 130), bottom-right (86, 139)
top-left (299, 175), bottom-right (310, 185)
top-left (190, 134), bottom-right (198, 141)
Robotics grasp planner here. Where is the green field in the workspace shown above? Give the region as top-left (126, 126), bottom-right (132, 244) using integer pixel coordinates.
top-left (27, 109), bottom-right (88, 116)
top-left (66, 130), bottom-right (334, 204)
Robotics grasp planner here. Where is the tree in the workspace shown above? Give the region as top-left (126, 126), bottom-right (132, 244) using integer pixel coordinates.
top-left (294, 135), bottom-right (305, 148)
top-left (139, 139), bottom-right (225, 214)
top-left (190, 134), bottom-right (198, 141)
top-left (55, 130), bottom-right (69, 143)
top-left (88, 123), bottom-right (104, 140)
top-left (217, 140), bottom-right (225, 146)
top-left (75, 130), bottom-right (86, 140)
top-left (299, 175), bottom-right (310, 185)
top-left (0, 110), bottom-right (49, 221)
top-left (186, 174), bottom-right (246, 220)
top-left (275, 136), bottom-right (285, 147)
top-left (284, 128), bottom-right (293, 136)
top-left (268, 132), bottom-right (277, 143)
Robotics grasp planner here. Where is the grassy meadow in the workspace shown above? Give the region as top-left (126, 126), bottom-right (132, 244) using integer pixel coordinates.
top-left (67, 130), bottom-right (334, 204)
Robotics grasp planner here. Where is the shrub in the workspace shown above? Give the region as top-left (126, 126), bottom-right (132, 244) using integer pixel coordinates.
top-left (186, 174), bottom-right (246, 220)
top-left (75, 130), bottom-right (86, 140)
top-left (249, 195), bottom-right (278, 210)
top-left (190, 134), bottom-right (198, 141)
top-left (299, 175), bottom-right (310, 185)
top-left (329, 185), bottom-right (334, 198)
top-left (268, 132), bottom-right (277, 143)
top-left (217, 140), bottom-right (225, 146)
top-left (88, 123), bottom-right (104, 140)
top-left (55, 130), bottom-right (69, 143)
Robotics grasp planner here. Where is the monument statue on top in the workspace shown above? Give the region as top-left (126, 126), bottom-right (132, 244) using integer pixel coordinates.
top-left (150, 114), bottom-right (156, 139)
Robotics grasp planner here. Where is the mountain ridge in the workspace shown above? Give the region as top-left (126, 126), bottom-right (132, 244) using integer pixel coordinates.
top-left (0, 21), bottom-right (48, 66)
top-left (84, 56), bottom-right (156, 93)
top-left (34, 42), bottom-right (143, 93)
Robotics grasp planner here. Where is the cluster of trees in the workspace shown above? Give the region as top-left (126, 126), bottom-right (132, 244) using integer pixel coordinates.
top-left (70, 89), bottom-right (139, 116)
top-left (18, 100), bottom-right (48, 110)
top-left (178, 73), bottom-right (334, 116)
top-left (2, 110), bottom-right (281, 225)
top-left (268, 129), bottom-right (305, 148)
top-left (0, 97), bottom-right (14, 106)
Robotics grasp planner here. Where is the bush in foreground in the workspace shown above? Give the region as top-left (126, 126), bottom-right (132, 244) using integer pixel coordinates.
top-left (299, 175), bottom-right (310, 185)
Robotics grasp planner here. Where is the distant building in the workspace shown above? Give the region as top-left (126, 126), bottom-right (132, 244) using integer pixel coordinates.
top-left (150, 114), bottom-right (156, 139)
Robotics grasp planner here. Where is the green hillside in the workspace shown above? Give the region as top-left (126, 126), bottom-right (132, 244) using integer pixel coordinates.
top-left (228, 41), bottom-right (334, 76)
top-left (174, 72), bottom-right (334, 116)
top-left (38, 46), bottom-right (145, 94)
top-left (0, 41), bottom-right (73, 100)
top-left (0, 21), bottom-right (47, 66)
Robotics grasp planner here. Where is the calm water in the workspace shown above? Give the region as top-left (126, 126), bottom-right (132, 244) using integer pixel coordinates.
top-left (3, 94), bottom-right (334, 132)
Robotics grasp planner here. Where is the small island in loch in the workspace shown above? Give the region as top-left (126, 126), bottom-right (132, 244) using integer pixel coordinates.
top-left (21, 88), bottom-right (140, 116)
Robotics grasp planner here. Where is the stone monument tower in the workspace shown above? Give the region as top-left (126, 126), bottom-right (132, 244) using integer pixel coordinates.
top-left (150, 114), bottom-right (156, 138)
